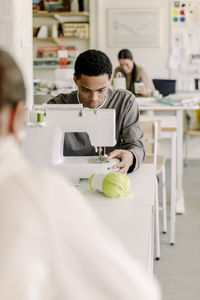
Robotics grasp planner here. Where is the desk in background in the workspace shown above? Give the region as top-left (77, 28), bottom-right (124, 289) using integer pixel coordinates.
top-left (137, 97), bottom-right (199, 214)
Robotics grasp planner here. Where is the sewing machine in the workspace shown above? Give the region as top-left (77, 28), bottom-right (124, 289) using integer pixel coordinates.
top-left (23, 104), bottom-right (118, 183)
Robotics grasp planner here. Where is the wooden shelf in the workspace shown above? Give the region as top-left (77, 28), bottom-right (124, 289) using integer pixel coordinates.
top-left (34, 58), bottom-right (74, 62)
top-left (34, 66), bottom-right (58, 70)
top-left (33, 37), bottom-right (56, 41)
top-left (34, 58), bottom-right (59, 62)
top-left (33, 11), bottom-right (89, 17)
top-left (34, 57), bottom-right (74, 69)
top-left (33, 37), bottom-right (89, 41)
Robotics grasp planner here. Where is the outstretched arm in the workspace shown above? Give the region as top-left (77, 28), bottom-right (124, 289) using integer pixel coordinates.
top-left (107, 149), bottom-right (134, 174)
top-left (111, 92), bottom-right (145, 173)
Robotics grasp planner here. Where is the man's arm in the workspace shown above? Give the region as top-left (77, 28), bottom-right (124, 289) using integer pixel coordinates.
top-left (108, 92), bottom-right (145, 173)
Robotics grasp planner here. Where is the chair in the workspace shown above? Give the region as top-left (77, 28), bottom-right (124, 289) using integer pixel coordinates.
top-left (141, 120), bottom-right (167, 261)
top-left (184, 129), bottom-right (200, 166)
top-left (184, 108), bottom-right (200, 166)
top-left (153, 79), bottom-right (176, 97)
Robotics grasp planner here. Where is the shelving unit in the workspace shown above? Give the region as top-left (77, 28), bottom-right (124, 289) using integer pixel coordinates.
top-left (33, 10), bottom-right (90, 81)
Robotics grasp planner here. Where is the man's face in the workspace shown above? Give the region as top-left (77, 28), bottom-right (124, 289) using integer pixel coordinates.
top-left (119, 58), bottom-right (134, 74)
top-left (74, 74), bottom-right (111, 109)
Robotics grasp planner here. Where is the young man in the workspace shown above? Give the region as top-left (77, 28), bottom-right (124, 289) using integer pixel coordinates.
top-left (0, 49), bottom-right (161, 299)
top-left (48, 49), bottom-right (145, 174)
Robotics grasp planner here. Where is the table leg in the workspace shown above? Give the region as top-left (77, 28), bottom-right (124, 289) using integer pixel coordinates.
top-left (176, 110), bottom-right (185, 214)
top-left (170, 131), bottom-right (176, 244)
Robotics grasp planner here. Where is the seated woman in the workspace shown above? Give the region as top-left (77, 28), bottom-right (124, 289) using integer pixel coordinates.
top-left (113, 49), bottom-right (155, 96)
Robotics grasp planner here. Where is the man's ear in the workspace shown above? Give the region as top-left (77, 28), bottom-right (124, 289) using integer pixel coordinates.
top-left (73, 74), bottom-right (78, 85)
top-left (9, 101), bottom-right (24, 137)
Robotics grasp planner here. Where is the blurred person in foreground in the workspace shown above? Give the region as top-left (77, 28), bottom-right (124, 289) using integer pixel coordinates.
top-left (0, 48), bottom-right (161, 300)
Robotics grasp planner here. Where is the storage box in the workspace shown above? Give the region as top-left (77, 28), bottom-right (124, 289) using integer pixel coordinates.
top-left (43, 0), bottom-right (63, 12)
top-left (62, 23), bottom-right (89, 39)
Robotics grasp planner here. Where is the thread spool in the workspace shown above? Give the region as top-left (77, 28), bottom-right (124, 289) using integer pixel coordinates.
top-left (89, 172), bottom-right (131, 198)
top-left (37, 111), bottom-right (45, 126)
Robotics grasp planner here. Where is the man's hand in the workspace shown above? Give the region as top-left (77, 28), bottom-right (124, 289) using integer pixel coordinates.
top-left (107, 149), bottom-right (134, 174)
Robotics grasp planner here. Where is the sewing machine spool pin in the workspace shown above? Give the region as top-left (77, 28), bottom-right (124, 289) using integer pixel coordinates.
top-left (97, 146), bottom-right (107, 161)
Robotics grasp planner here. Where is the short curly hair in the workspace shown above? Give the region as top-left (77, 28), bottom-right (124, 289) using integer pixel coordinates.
top-left (74, 49), bottom-right (112, 79)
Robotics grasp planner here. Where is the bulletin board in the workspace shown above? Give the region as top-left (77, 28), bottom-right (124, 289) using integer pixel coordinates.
top-left (107, 8), bottom-right (162, 47)
top-left (169, 0), bottom-right (200, 90)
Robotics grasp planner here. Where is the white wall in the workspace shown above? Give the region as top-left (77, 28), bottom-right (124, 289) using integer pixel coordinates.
top-left (0, 0), bottom-right (33, 108)
top-left (90, 0), bottom-right (170, 79)
top-left (15, 0), bottom-right (33, 108)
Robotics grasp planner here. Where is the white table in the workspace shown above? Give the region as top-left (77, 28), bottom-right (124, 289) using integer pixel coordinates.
top-left (137, 97), bottom-right (199, 214)
top-left (75, 164), bottom-right (156, 272)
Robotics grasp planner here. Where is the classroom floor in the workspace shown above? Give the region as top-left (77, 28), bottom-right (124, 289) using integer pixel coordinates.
top-left (154, 160), bottom-right (200, 300)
